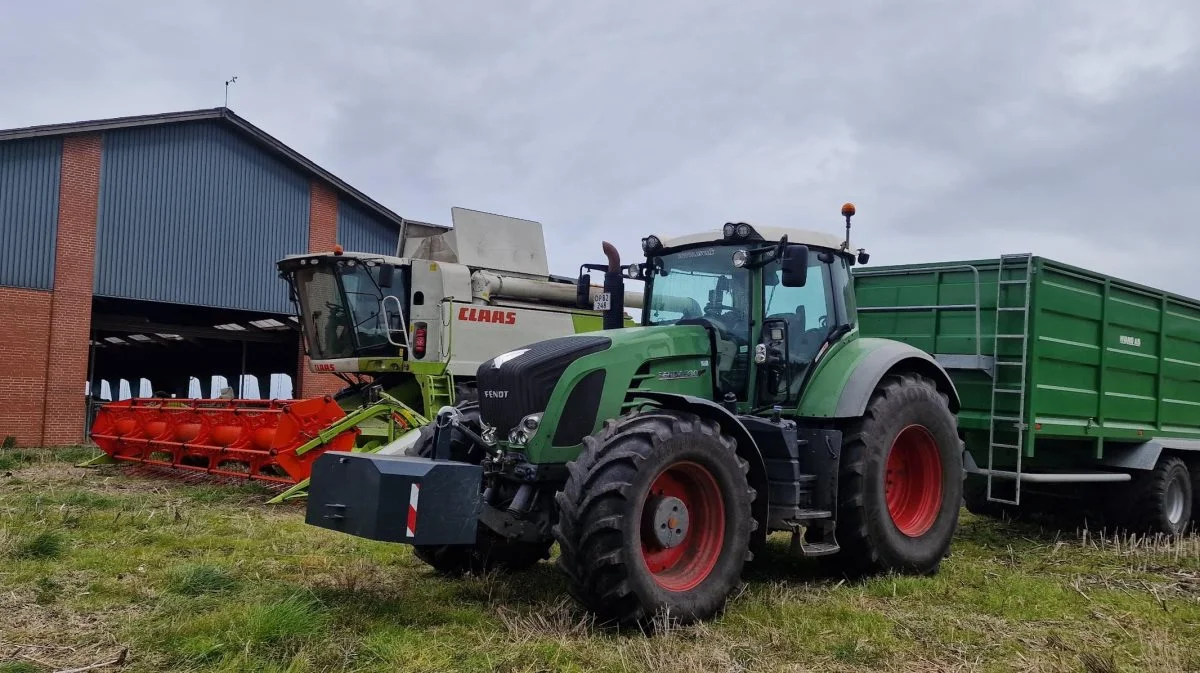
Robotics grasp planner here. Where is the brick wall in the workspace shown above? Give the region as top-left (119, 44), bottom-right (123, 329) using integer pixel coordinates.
top-left (0, 288), bottom-right (53, 446)
top-left (297, 180), bottom-right (346, 399)
top-left (41, 135), bottom-right (102, 445)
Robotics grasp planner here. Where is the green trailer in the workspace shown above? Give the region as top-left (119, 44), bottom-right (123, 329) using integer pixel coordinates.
top-left (854, 253), bottom-right (1199, 535)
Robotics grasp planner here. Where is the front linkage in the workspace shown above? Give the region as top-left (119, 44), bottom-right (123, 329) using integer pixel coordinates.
top-left (306, 402), bottom-right (558, 574)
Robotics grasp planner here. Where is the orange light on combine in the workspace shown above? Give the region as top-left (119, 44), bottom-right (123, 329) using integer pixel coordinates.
top-left (333, 244), bottom-right (344, 255)
top-left (841, 202), bottom-right (856, 217)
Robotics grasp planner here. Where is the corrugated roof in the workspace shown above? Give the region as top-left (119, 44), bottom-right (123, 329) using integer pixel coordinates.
top-left (0, 107), bottom-right (447, 233)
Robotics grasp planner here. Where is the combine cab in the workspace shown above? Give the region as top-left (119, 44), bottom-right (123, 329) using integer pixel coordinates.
top-left (87, 208), bottom-right (643, 500)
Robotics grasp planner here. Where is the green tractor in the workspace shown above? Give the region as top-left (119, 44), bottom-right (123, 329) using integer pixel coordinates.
top-left (306, 204), bottom-right (965, 626)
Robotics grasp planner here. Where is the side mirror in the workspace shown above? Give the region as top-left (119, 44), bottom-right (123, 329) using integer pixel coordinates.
top-left (378, 263), bottom-right (396, 288)
top-left (780, 244), bottom-right (810, 287)
top-left (576, 273), bottom-right (590, 309)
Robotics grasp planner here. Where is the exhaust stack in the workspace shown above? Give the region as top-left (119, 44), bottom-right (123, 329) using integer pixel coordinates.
top-left (601, 241), bottom-right (625, 330)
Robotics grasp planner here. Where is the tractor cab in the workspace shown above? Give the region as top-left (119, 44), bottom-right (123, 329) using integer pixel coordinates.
top-left (631, 205), bottom-right (871, 414)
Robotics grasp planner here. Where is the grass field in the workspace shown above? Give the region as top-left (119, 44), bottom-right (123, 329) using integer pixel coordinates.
top-left (1, 446), bottom-right (1198, 673)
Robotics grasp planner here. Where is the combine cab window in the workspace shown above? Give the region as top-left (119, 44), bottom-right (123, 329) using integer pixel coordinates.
top-left (293, 267), bottom-right (355, 361)
top-left (292, 261), bottom-right (408, 361)
top-left (645, 246), bottom-right (752, 398)
top-left (340, 266), bottom-right (392, 351)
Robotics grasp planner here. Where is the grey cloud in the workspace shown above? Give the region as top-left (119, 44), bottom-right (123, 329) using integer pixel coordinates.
top-left (2, 0), bottom-right (1197, 293)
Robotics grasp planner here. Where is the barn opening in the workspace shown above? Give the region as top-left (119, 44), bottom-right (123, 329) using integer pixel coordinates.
top-left (84, 297), bottom-right (300, 434)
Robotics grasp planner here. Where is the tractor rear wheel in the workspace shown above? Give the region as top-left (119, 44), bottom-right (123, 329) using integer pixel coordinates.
top-left (406, 402), bottom-right (552, 575)
top-left (827, 373), bottom-right (962, 578)
top-left (553, 409), bottom-right (756, 627)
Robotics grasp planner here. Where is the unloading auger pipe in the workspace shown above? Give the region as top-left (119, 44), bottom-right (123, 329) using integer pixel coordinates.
top-left (471, 269), bottom-right (645, 309)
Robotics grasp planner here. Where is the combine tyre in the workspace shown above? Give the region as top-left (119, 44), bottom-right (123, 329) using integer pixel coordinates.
top-left (553, 410), bottom-right (756, 626)
top-left (829, 373), bottom-right (962, 578)
top-left (406, 402), bottom-right (554, 575)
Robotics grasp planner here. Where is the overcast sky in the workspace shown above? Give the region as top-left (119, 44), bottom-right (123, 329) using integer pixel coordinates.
top-left (3, 0), bottom-right (1198, 296)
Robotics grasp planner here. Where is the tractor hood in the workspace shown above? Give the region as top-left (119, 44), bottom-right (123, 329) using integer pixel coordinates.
top-left (475, 325), bottom-right (715, 462)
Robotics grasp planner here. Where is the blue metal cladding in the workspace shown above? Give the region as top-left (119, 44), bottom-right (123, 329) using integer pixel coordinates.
top-left (337, 197), bottom-right (399, 256)
top-left (0, 137), bottom-right (62, 290)
top-left (95, 121), bottom-right (310, 313)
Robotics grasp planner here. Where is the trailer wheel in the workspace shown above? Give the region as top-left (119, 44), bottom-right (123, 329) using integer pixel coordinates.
top-left (963, 473), bottom-right (1014, 519)
top-left (1125, 456), bottom-right (1193, 537)
top-left (826, 373), bottom-right (962, 578)
top-left (406, 403), bottom-right (552, 575)
top-left (553, 409), bottom-right (755, 627)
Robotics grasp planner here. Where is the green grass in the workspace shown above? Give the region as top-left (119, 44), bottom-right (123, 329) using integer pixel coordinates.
top-left (165, 564), bottom-right (239, 596)
top-left (8, 531), bottom-right (65, 560)
top-left (1, 450), bottom-right (1198, 672)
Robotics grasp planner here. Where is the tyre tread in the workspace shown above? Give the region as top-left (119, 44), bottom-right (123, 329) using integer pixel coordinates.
top-left (553, 408), bottom-right (754, 626)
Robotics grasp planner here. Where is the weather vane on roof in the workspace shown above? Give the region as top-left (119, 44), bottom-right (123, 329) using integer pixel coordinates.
top-left (224, 75), bottom-right (238, 108)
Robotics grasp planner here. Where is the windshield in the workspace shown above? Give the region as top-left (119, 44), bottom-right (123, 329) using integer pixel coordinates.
top-left (644, 245), bottom-right (752, 397)
top-left (290, 260), bottom-right (407, 361)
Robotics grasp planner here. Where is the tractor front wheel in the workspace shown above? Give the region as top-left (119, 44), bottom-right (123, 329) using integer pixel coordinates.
top-left (406, 402), bottom-right (552, 575)
top-left (829, 373), bottom-right (962, 578)
top-left (553, 409), bottom-right (756, 627)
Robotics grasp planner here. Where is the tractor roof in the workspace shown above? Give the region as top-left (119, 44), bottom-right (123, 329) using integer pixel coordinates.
top-left (659, 225), bottom-right (844, 252)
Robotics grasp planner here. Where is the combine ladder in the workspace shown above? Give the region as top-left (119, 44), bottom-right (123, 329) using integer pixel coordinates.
top-left (417, 372), bottom-right (457, 415)
top-left (986, 253), bottom-right (1034, 505)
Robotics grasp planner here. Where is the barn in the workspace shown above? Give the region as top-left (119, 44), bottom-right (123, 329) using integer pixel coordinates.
top-left (0, 107), bottom-right (443, 447)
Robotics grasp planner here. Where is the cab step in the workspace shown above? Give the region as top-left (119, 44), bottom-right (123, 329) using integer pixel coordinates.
top-left (787, 519), bottom-right (840, 557)
top-left (792, 508), bottom-right (832, 521)
top-left (792, 541), bottom-right (841, 557)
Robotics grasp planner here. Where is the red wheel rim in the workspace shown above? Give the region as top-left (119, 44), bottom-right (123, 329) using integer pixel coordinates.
top-left (885, 425), bottom-right (943, 537)
top-left (640, 461), bottom-right (725, 592)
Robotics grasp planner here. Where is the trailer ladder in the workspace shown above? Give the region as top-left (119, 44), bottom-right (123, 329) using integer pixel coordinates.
top-left (986, 253), bottom-right (1034, 505)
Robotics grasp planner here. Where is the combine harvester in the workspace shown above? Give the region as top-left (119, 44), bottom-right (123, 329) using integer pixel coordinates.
top-left (88, 208), bottom-right (643, 502)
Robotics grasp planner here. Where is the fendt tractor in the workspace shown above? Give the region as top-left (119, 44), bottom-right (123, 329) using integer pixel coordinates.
top-left (306, 204), bottom-right (965, 626)
top-left (89, 208), bottom-right (643, 501)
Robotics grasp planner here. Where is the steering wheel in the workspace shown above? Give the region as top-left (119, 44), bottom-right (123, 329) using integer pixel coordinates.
top-left (715, 315), bottom-right (749, 346)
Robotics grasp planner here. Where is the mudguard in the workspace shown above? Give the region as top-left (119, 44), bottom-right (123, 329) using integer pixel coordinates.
top-left (797, 337), bottom-right (961, 419)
